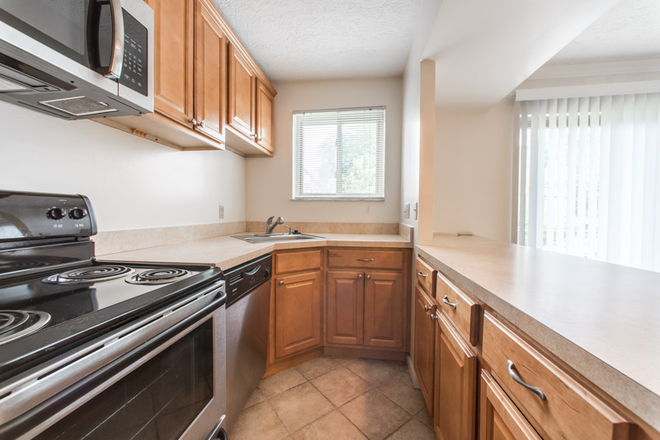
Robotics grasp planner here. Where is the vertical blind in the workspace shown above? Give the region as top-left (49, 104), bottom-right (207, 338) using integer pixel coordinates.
top-left (518, 93), bottom-right (660, 271)
top-left (293, 107), bottom-right (385, 199)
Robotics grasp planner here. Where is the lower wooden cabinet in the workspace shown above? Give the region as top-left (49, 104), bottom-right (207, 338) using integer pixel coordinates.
top-left (274, 270), bottom-right (322, 360)
top-left (364, 271), bottom-right (404, 349)
top-left (326, 270), bottom-right (364, 346)
top-left (434, 311), bottom-right (477, 440)
top-left (480, 370), bottom-right (541, 440)
top-left (413, 285), bottom-right (435, 414)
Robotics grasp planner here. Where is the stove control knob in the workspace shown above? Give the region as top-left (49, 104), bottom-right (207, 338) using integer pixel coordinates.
top-left (47, 207), bottom-right (66, 220)
top-left (69, 207), bottom-right (88, 220)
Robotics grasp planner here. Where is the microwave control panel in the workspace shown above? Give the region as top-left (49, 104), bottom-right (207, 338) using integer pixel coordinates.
top-left (120, 10), bottom-right (148, 97)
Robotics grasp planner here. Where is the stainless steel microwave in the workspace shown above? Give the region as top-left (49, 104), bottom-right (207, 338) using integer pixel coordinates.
top-left (0, 0), bottom-right (153, 119)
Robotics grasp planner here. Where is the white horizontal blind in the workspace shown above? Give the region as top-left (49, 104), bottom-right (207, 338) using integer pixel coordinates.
top-left (293, 107), bottom-right (385, 199)
top-left (518, 93), bottom-right (660, 272)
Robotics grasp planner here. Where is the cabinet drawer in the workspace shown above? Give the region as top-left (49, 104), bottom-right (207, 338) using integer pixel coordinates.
top-left (482, 312), bottom-right (631, 440)
top-left (415, 257), bottom-right (435, 294)
top-left (435, 272), bottom-right (480, 346)
top-left (275, 249), bottom-right (322, 274)
top-left (327, 249), bottom-right (404, 270)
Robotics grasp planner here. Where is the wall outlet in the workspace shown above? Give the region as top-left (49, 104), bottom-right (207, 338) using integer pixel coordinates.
top-left (403, 203), bottom-right (410, 219)
top-left (218, 205), bottom-right (224, 219)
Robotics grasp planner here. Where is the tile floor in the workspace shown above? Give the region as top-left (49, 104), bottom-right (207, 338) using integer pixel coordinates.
top-left (228, 356), bottom-right (436, 440)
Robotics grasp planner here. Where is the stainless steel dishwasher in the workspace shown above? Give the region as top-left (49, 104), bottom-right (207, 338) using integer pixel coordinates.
top-left (224, 254), bottom-right (272, 432)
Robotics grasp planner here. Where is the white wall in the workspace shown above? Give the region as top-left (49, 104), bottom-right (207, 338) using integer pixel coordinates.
top-left (0, 101), bottom-right (245, 232)
top-left (433, 96), bottom-right (514, 242)
top-left (400, 0), bottom-right (443, 235)
top-left (245, 77), bottom-right (403, 223)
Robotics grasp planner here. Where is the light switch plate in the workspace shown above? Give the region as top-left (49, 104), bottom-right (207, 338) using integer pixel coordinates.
top-left (218, 205), bottom-right (224, 219)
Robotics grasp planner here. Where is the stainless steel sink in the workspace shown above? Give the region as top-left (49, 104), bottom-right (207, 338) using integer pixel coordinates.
top-left (232, 233), bottom-right (325, 244)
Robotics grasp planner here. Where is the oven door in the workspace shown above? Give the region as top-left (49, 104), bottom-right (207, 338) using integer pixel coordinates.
top-left (0, 286), bottom-right (227, 440)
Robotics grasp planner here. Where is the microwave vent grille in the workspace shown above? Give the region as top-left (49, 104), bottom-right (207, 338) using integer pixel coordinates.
top-left (39, 96), bottom-right (119, 117)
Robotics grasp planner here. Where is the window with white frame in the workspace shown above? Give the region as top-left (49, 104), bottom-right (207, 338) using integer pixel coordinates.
top-left (517, 93), bottom-right (660, 272)
top-left (293, 107), bottom-right (385, 200)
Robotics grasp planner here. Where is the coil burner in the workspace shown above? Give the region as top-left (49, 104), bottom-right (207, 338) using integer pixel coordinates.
top-left (42, 265), bottom-right (134, 284)
top-left (125, 268), bottom-right (192, 285)
top-left (0, 311), bottom-right (51, 346)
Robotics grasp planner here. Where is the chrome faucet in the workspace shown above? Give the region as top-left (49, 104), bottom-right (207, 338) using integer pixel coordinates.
top-left (265, 216), bottom-right (284, 234)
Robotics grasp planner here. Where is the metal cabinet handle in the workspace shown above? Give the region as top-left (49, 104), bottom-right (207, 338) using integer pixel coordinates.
top-left (442, 295), bottom-right (457, 309)
top-left (417, 271), bottom-right (428, 278)
top-left (366, 274), bottom-right (371, 280)
top-left (430, 314), bottom-right (438, 322)
top-left (507, 360), bottom-right (545, 400)
top-left (258, 136), bottom-right (263, 141)
top-left (424, 305), bottom-right (431, 312)
top-left (198, 121), bottom-right (206, 128)
top-left (99, 0), bottom-right (125, 79)
top-left (357, 258), bottom-right (374, 262)
top-left (357, 274), bottom-right (363, 279)
top-left (190, 118), bottom-right (198, 126)
top-left (279, 280), bottom-right (284, 285)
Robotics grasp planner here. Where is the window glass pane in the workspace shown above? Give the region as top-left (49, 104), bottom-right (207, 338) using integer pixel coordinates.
top-left (293, 107), bottom-right (385, 200)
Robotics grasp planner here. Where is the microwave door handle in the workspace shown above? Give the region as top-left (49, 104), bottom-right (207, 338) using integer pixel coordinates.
top-left (98, 0), bottom-right (124, 79)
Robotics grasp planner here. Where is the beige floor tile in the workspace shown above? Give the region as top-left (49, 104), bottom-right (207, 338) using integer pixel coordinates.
top-left (269, 382), bottom-right (334, 433)
top-left (385, 419), bottom-right (436, 440)
top-left (415, 406), bottom-right (434, 430)
top-left (228, 401), bottom-right (289, 440)
top-left (291, 410), bottom-right (367, 440)
top-left (245, 387), bottom-right (266, 408)
top-left (258, 368), bottom-right (308, 398)
top-left (344, 359), bottom-right (407, 387)
top-left (296, 356), bottom-right (343, 380)
top-left (339, 389), bottom-right (411, 440)
top-left (378, 370), bottom-right (426, 415)
top-left (311, 366), bottom-right (371, 407)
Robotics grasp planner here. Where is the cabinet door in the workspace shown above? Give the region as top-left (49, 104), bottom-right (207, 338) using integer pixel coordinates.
top-left (434, 312), bottom-right (477, 440)
top-left (148, 0), bottom-right (194, 127)
top-left (364, 271), bottom-right (404, 349)
top-left (479, 370), bottom-right (542, 440)
top-left (194, 0), bottom-right (227, 142)
top-left (413, 285), bottom-right (435, 414)
top-left (326, 271), bottom-right (364, 346)
top-left (275, 271), bottom-right (322, 359)
top-left (227, 44), bottom-right (255, 139)
top-left (255, 79), bottom-right (275, 152)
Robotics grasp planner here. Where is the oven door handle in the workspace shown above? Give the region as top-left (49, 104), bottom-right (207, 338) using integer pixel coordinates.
top-left (0, 280), bottom-right (226, 431)
top-left (0, 290), bottom-right (226, 440)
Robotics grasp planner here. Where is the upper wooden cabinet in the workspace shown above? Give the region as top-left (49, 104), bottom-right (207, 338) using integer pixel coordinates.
top-left (148, 0), bottom-right (194, 127)
top-left (101, 0), bottom-right (275, 155)
top-left (256, 79), bottom-right (275, 153)
top-left (226, 44), bottom-right (276, 156)
top-left (193, 0), bottom-right (227, 143)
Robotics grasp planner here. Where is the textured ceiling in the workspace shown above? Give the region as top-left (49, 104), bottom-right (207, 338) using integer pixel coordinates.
top-left (549, 0), bottom-right (660, 64)
top-left (211, 0), bottom-right (424, 82)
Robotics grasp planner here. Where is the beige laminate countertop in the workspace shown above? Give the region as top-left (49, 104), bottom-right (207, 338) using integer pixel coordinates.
top-left (417, 233), bottom-right (660, 432)
top-left (98, 233), bottom-right (411, 269)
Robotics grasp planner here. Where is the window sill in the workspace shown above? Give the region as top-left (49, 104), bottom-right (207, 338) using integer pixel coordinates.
top-left (292, 197), bottom-right (385, 202)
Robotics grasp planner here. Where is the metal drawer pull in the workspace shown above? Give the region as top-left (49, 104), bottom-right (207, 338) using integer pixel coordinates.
top-left (442, 295), bottom-right (457, 309)
top-left (357, 274), bottom-right (363, 279)
top-left (424, 305), bottom-right (431, 312)
top-left (430, 314), bottom-right (437, 322)
top-left (279, 280), bottom-right (284, 285)
top-left (357, 258), bottom-right (374, 262)
top-left (507, 360), bottom-right (546, 400)
top-left (366, 274), bottom-right (371, 280)
top-left (417, 271), bottom-right (428, 278)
